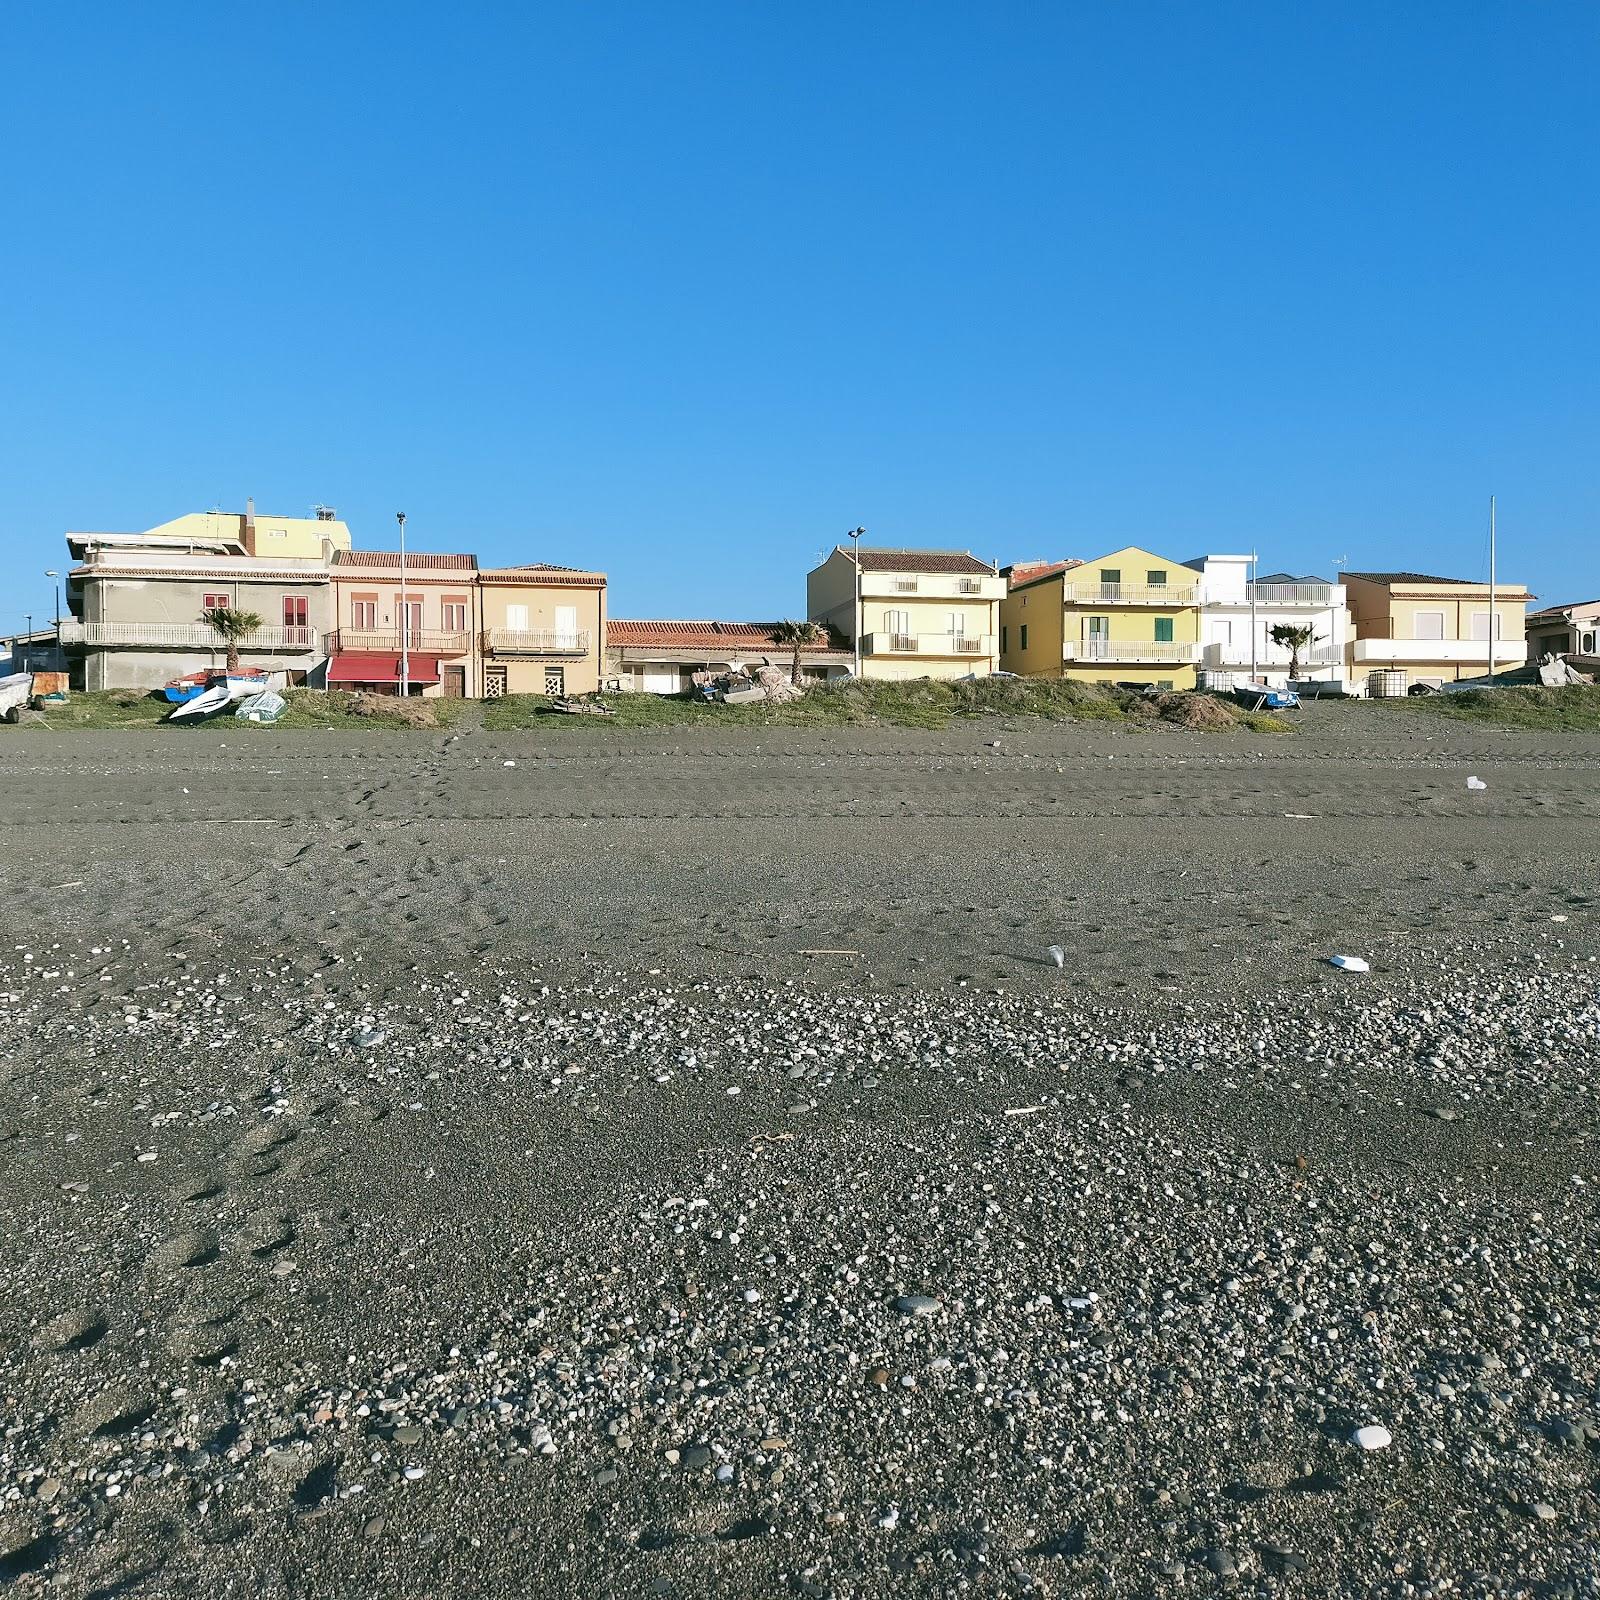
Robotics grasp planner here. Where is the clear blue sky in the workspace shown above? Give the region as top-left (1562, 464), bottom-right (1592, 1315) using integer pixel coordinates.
top-left (3, 2), bottom-right (1597, 634)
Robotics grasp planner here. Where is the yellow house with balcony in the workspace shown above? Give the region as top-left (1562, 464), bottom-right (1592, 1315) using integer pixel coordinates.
top-left (1000, 545), bottom-right (1202, 688)
top-left (479, 564), bottom-right (607, 697)
top-left (806, 546), bottom-right (1004, 679)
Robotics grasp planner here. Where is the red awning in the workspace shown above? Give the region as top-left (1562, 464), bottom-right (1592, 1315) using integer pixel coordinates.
top-left (327, 652), bottom-right (442, 685)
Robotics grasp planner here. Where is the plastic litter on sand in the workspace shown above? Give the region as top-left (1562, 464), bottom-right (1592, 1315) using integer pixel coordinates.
top-left (1466, 776), bottom-right (1487, 790)
top-left (1328, 955), bottom-right (1370, 973)
top-left (1047, 945), bottom-right (1065, 969)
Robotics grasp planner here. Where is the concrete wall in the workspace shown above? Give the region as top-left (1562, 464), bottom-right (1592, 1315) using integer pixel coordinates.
top-left (1000, 573), bottom-right (1065, 675)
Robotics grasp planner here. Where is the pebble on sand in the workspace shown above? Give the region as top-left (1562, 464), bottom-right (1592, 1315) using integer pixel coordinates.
top-left (1351, 1424), bottom-right (1393, 1451)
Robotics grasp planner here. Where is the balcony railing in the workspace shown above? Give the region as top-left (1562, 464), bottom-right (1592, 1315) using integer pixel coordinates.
top-left (1068, 583), bottom-right (1200, 606)
top-left (1249, 583), bottom-right (1335, 606)
top-left (484, 627), bottom-right (592, 656)
top-left (1201, 641), bottom-right (1342, 669)
top-left (333, 629), bottom-right (471, 655)
top-left (59, 620), bottom-right (318, 651)
top-left (861, 632), bottom-right (996, 656)
top-left (1062, 639), bottom-right (1200, 663)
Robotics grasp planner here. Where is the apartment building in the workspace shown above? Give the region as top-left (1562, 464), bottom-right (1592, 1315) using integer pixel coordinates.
top-left (1527, 599), bottom-right (1600, 673)
top-left (806, 547), bottom-right (1003, 680)
top-left (1000, 545), bottom-right (1202, 688)
top-left (606, 620), bottom-right (853, 693)
top-left (61, 504), bottom-right (348, 690)
top-left (479, 564), bottom-right (608, 697)
top-left (1185, 555), bottom-right (1349, 685)
top-left (1344, 571), bottom-right (1532, 689)
top-left (327, 550), bottom-right (479, 697)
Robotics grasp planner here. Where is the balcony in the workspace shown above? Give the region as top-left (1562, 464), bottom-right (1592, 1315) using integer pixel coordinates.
top-left (859, 574), bottom-right (1004, 601)
top-left (1201, 641), bottom-right (1342, 670)
top-left (484, 627), bottom-right (592, 656)
top-left (861, 632), bottom-right (997, 657)
top-left (1067, 583), bottom-right (1200, 606)
top-left (1248, 582), bottom-right (1335, 606)
top-left (333, 629), bottom-right (471, 655)
top-left (60, 620), bottom-right (319, 652)
top-left (1351, 638), bottom-right (1527, 667)
top-left (1062, 639), bottom-right (1200, 664)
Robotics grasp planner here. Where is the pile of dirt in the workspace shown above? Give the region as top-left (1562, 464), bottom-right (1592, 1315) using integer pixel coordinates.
top-left (1154, 691), bottom-right (1239, 729)
top-left (346, 692), bottom-right (438, 726)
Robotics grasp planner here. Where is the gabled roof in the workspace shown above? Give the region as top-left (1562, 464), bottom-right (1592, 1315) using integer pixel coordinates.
top-left (839, 547), bottom-right (996, 576)
top-left (333, 550), bottom-right (477, 572)
top-left (479, 563), bottom-right (605, 588)
top-left (1003, 559), bottom-right (1083, 591)
top-left (1529, 599), bottom-right (1600, 620)
top-left (609, 619), bottom-right (850, 653)
top-left (1255, 570), bottom-right (1333, 585)
top-left (1345, 571), bottom-right (1473, 586)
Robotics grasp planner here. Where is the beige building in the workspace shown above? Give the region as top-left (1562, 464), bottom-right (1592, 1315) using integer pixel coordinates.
top-left (806, 546), bottom-right (1003, 679)
top-left (1344, 571), bottom-right (1532, 689)
top-left (479, 564), bottom-right (608, 697)
top-left (328, 550), bottom-right (479, 697)
top-left (61, 503), bottom-right (348, 690)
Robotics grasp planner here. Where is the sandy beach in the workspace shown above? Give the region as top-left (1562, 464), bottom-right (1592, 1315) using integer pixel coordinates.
top-left (1, 711), bottom-right (1597, 1597)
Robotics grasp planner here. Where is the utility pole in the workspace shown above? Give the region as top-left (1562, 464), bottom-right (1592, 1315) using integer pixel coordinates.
top-left (45, 569), bottom-right (60, 667)
top-left (1487, 495), bottom-right (1497, 686)
top-left (396, 512), bottom-right (409, 698)
top-left (847, 526), bottom-right (866, 679)
top-left (1249, 549), bottom-right (1258, 684)
top-left (24, 613), bottom-right (32, 672)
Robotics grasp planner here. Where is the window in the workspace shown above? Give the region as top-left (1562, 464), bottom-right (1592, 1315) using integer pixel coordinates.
top-left (396, 595), bottom-right (422, 641)
top-left (1156, 679), bottom-right (1174, 691)
top-left (351, 596), bottom-right (377, 629)
top-left (1154, 616), bottom-right (1174, 643)
top-left (1469, 611), bottom-right (1502, 641)
top-left (202, 592), bottom-right (230, 610)
top-left (555, 605), bottom-right (579, 647)
top-left (484, 666), bottom-right (507, 698)
top-left (1001, 625), bottom-right (1009, 654)
top-left (1019, 623), bottom-right (1029, 651)
top-left (505, 603), bottom-right (530, 631)
top-left (1147, 569), bottom-right (1167, 586)
top-left (441, 598), bottom-right (468, 632)
top-left (1100, 569), bottom-right (1121, 587)
top-left (544, 666), bottom-right (565, 696)
top-left (1413, 611), bottom-right (1445, 640)
top-left (883, 609), bottom-right (910, 635)
top-left (282, 596), bottom-right (308, 629)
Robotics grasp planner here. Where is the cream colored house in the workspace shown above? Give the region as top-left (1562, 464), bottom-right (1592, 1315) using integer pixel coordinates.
top-left (479, 564), bottom-right (607, 697)
top-left (806, 547), bottom-right (1003, 679)
top-left (1000, 545), bottom-right (1202, 689)
top-left (1344, 571), bottom-right (1532, 689)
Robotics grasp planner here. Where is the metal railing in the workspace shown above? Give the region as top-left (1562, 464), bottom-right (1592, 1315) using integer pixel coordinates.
top-left (333, 629), bottom-right (470, 655)
top-left (863, 632), bottom-right (997, 656)
top-left (59, 620), bottom-right (318, 651)
top-left (892, 579), bottom-right (919, 593)
top-left (1068, 583), bottom-right (1200, 605)
top-left (484, 627), bottom-right (592, 655)
top-left (1248, 583), bottom-right (1335, 606)
top-left (1062, 639), bottom-right (1199, 663)
top-left (956, 578), bottom-right (984, 594)
top-left (1201, 641), bottom-right (1341, 668)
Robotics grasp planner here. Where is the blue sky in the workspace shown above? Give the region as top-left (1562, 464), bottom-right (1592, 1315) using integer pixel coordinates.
top-left (2, 2), bottom-right (1597, 633)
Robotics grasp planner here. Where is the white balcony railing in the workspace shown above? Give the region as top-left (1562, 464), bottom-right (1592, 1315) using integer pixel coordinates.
top-left (334, 629), bottom-right (471, 655)
top-left (1068, 583), bottom-right (1200, 605)
top-left (1063, 639), bottom-right (1200, 663)
top-left (861, 632), bottom-right (997, 656)
top-left (1249, 583), bottom-right (1336, 606)
top-left (1201, 641), bottom-right (1342, 669)
top-left (60, 620), bottom-right (318, 651)
top-left (484, 627), bottom-right (592, 655)
top-left (1351, 638), bottom-right (1528, 666)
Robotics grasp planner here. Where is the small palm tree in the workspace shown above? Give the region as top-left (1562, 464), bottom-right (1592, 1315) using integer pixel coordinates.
top-left (772, 619), bottom-right (825, 686)
top-left (202, 606), bottom-right (262, 673)
top-left (1268, 623), bottom-right (1317, 680)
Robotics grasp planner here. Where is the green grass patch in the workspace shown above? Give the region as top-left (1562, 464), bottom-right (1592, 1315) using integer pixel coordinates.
top-left (15, 688), bottom-right (459, 732)
top-left (1403, 684), bottom-right (1600, 731)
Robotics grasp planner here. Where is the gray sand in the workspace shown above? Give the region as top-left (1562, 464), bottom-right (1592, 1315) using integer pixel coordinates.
top-left (0, 714), bottom-right (1596, 1597)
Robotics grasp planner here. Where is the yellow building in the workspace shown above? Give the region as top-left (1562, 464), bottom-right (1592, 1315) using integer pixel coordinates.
top-left (479, 564), bottom-right (607, 697)
top-left (999, 545), bottom-right (1202, 688)
top-left (806, 546), bottom-right (1004, 679)
top-left (145, 500), bottom-right (353, 562)
top-left (1344, 571), bottom-right (1532, 688)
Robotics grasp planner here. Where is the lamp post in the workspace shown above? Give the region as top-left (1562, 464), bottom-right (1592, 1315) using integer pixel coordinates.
top-left (396, 512), bottom-right (409, 698)
top-left (23, 613), bottom-right (32, 672)
top-left (1249, 549), bottom-right (1258, 685)
top-left (846, 526), bottom-right (866, 679)
top-left (44, 569), bottom-right (60, 667)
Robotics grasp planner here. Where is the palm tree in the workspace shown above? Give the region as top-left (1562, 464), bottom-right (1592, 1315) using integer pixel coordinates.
top-left (771, 619), bottom-right (825, 686)
top-left (201, 606), bottom-right (262, 673)
top-left (1268, 622), bottom-right (1317, 680)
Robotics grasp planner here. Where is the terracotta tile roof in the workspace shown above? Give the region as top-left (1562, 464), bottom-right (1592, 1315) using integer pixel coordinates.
top-left (69, 563), bottom-right (328, 582)
top-left (842, 547), bottom-right (997, 576)
top-left (1004, 559), bottom-right (1082, 591)
top-left (609, 620), bottom-right (850, 652)
top-left (334, 550), bottom-right (478, 571)
top-left (478, 564), bottom-right (605, 587)
top-left (1529, 599), bottom-right (1600, 619)
top-left (1345, 571), bottom-right (1473, 586)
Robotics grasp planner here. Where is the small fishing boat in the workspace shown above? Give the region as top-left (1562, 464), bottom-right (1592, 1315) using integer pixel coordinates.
top-left (0, 672), bottom-right (34, 718)
top-left (167, 682), bottom-right (234, 722)
top-left (164, 668), bottom-right (267, 705)
top-left (162, 670), bottom-right (211, 704)
top-left (1233, 680), bottom-right (1301, 712)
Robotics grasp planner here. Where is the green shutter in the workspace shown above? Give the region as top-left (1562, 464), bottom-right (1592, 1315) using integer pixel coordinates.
top-left (1154, 617), bottom-right (1174, 643)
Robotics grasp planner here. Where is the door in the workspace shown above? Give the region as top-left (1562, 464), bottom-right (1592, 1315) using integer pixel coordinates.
top-left (442, 665), bottom-right (466, 698)
top-left (399, 599), bottom-right (422, 644)
top-left (282, 595), bottom-right (308, 646)
top-left (642, 666), bottom-right (680, 694)
top-left (544, 665), bottom-right (565, 696)
top-left (1083, 615), bottom-right (1109, 658)
top-left (554, 605), bottom-right (578, 649)
top-left (505, 603), bottom-right (530, 632)
top-left (484, 666), bottom-right (507, 698)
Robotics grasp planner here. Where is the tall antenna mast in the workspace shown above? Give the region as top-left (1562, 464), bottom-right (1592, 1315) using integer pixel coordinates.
top-left (1487, 495), bottom-right (1496, 686)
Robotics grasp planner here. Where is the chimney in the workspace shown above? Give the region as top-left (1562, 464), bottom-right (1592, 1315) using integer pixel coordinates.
top-left (243, 496), bottom-right (256, 555)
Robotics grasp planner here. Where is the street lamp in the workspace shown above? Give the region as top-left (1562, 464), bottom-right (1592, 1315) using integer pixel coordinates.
top-left (846, 527), bottom-right (866, 679)
top-left (396, 512), bottom-right (408, 698)
top-left (44, 569), bottom-right (60, 667)
top-left (24, 613), bottom-right (32, 672)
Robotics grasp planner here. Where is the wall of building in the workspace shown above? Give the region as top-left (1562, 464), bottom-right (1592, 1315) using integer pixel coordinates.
top-left (145, 511), bottom-right (353, 562)
top-left (480, 583), bottom-right (605, 695)
top-left (999, 575), bottom-right (1065, 675)
top-left (806, 551), bottom-right (858, 639)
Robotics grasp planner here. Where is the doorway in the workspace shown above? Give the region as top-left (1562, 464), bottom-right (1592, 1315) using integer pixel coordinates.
top-left (442, 665), bottom-right (466, 698)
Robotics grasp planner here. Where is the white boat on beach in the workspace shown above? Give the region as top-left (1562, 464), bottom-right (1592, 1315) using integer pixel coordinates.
top-left (167, 682), bottom-right (233, 721)
top-left (0, 673), bottom-right (34, 719)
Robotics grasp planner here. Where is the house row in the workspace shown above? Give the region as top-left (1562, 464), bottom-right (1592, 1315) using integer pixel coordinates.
top-left (47, 508), bottom-right (1561, 699)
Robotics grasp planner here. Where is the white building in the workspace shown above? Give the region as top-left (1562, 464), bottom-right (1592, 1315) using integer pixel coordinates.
top-left (1186, 555), bottom-right (1349, 687)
